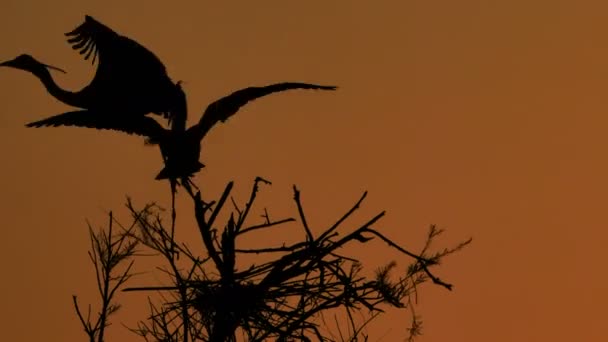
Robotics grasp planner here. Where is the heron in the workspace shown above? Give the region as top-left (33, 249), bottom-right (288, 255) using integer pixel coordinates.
top-left (0, 15), bottom-right (183, 123)
top-left (26, 82), bottom-right (337, 195)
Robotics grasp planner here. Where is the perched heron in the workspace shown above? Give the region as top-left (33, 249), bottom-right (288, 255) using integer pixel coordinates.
top-left (26, 82), bottom-right (337, 195)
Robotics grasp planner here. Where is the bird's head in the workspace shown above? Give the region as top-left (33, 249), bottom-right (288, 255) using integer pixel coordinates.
top-left (0, 54), bottom-right (66, 74)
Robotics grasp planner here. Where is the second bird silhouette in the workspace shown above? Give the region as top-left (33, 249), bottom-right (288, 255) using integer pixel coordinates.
top-left (27, 82), bottom-right (337, 195)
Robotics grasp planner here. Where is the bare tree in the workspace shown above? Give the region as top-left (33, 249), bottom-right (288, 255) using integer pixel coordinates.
top-left (73, 212), bottom-right (139, 342)
top-left (74, 177), bottom-right (470, 341)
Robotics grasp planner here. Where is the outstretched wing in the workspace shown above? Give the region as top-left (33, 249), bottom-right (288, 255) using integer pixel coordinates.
top-left (192, 82), bottom-right (337, 141)
top-left (25, 110), bottom-right (166, 141)
top-left (64, 15), bottom-right (174, 116)
top-left (65, 15), bottom-right (166, 73)
top-left (64, 16), bottom-right (110, 65)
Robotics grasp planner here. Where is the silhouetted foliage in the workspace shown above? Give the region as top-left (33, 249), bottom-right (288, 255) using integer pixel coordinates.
top-left (75, 178), bottom-right (470, 341)
top-left (73, 213), bottom-right (138, 342)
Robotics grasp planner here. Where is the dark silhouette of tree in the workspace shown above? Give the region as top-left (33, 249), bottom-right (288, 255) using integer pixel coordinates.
top-left (74, 178), bottom-right (470, 341)
top-left (72, 213), bottom-right (138, 342)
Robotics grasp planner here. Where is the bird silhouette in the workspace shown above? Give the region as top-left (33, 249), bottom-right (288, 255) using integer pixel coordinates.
top-left (26, 82), bottom-right (337, 195)
top-left (0, 15), bottom-right (182, 123)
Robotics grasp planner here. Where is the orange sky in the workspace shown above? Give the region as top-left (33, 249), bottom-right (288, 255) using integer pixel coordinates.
top-left (1, 0), bottom-right (607, 341)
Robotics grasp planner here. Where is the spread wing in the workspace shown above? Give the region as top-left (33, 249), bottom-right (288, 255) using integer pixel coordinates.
top-left (192, 82), bottom-right (337, 141)
top-left (64, 15), bottom-right (174, 115)
top-left (25, 110), bottom-right (166, 141)
top-left (65, 15), bottom-right (167, 74)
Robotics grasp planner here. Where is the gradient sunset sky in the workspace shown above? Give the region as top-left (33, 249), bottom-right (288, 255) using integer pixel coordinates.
top-left (1, 0), bottom-right (607, 341)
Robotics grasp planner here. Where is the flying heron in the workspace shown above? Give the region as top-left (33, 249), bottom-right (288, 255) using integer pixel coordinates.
top-left (0, 15), bottom-right (183, 123)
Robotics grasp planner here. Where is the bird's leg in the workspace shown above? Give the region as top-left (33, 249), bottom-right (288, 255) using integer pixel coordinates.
top-left (188, 178), bottom-right (200, 192)
top-left (169, 178), bottom-right (178, 260)
top-left (181, 177), bottom-right (196, 198)
top-left (182, 177), bottom-right (213, 210)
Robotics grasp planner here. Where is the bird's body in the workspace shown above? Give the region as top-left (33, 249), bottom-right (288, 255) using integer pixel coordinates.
top-left (26, 82), bottom-right (337, 192)
top-left (0, 15), bottom-right (182, 121)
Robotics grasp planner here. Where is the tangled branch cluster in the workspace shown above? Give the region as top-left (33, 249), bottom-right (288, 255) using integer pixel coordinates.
top-left (74, 178), bottom-right (470, 342)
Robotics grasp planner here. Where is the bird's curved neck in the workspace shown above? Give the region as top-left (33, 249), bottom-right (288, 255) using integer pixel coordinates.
top-left (170, 84), bottom-right (188, 132)
top-left (34, 68), bottom-right (84, 108)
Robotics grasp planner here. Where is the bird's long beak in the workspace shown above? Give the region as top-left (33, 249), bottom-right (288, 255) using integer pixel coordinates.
top-left (42, 63), bottom-right (67, 74)
top-left (0, 59), bottom-right (67, 74)
top-left (0, 60), bottom-right (14, 68)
